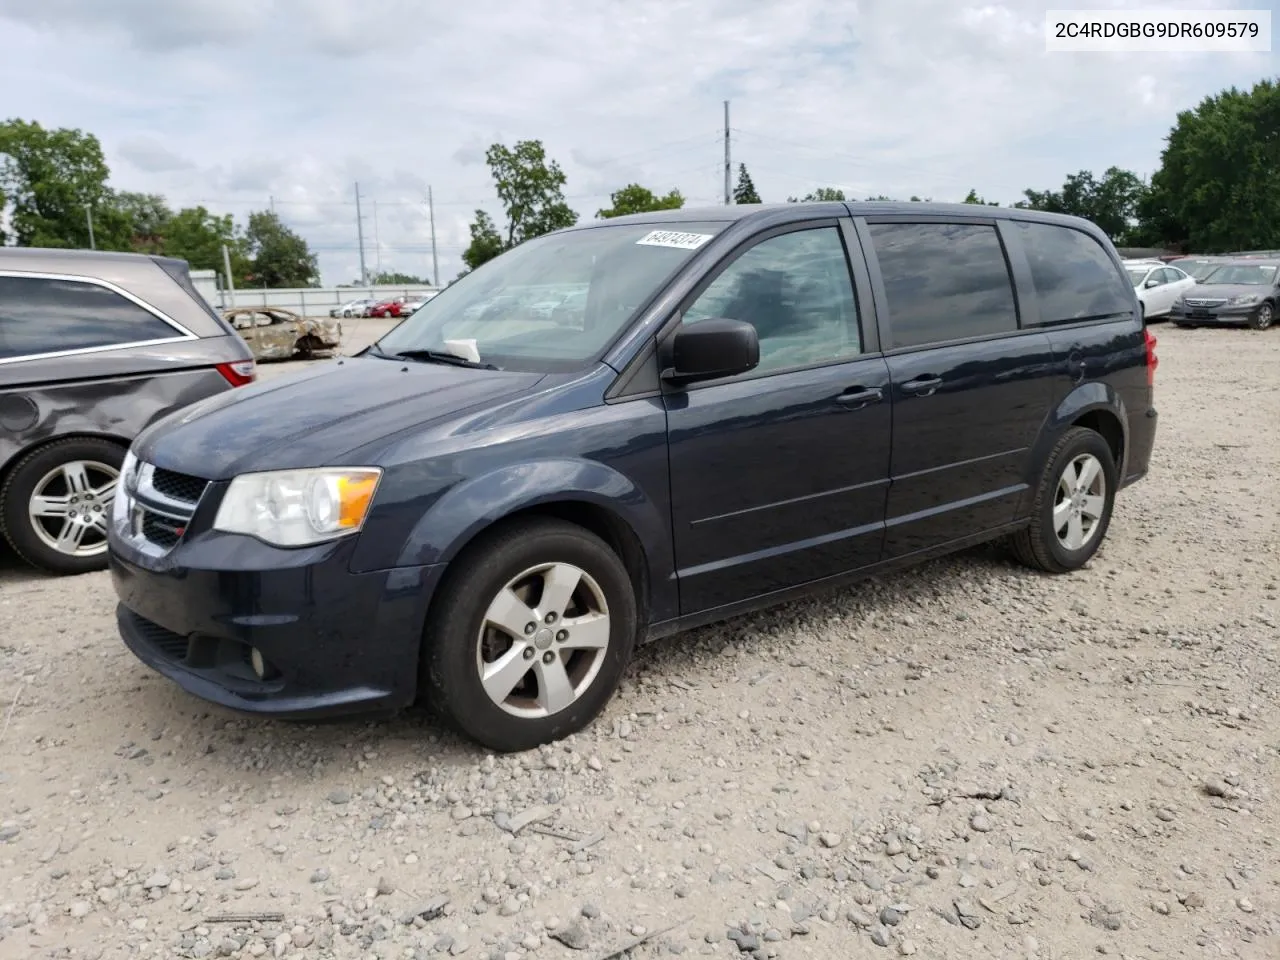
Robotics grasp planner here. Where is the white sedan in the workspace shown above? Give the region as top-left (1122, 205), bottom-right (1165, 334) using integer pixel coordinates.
top-left (1123, 260), bottom-right (1196, 321)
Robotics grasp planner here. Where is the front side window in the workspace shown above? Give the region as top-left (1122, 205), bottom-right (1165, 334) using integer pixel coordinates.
top-left (0, 275), bottom-right (183, 361)
top-left (682, 226), bottom-right (862, 373)
top-left (868, 222), bottom-right (1018, 349)
top-left (1013, 221), bottom-right (1133, 324)
top-left (376, 221), bottom-right (730, 372)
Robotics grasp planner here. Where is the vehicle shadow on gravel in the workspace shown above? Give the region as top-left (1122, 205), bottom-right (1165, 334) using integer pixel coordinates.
top-left (0, 546), bottom-right (51, 588)
top-left (106, 542), bottom-right (1025, 775)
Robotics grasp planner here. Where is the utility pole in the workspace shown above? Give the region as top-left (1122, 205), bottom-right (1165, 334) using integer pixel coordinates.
top-left (723, 100), bottom-right (731, 205)
top-left (269, 195), bottom-right (276, 214)
top-left (372, 200), bottom-right (382, 279)
top-left (84, 204), bottom-right (96, 249)
top-left (354, 181), bottom-right (368, 287)
top-left (221, 243), bottom-right (237, 309)
top-left (427, 185), bottom-right (439, 287)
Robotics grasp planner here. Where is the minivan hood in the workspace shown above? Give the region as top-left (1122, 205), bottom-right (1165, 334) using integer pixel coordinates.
top-left (134, 356), bottom-right (545, 479)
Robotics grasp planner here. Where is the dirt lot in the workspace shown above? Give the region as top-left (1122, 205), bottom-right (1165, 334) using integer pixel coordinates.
top-left (1, 325), bottom-right (1277, 960)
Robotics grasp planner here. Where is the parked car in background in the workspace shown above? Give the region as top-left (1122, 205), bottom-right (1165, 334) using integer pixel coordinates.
top-left (399, 296), bottom-right (430, 317)
top-left (1122, 259), bottom-right (1195, 321)
top-left (107, 202), bottom-right (1157, 752)
top-left (1, 247), bottom-right (255, 575)
top-left (332, 298), bottom-right (377, 318)
top-left (1166, 255), bottom-right (1228, 281)
top-left (223, 308), bottom-right (343, 360)
top-left (1169, 259), bottom-right (1279, 330)
top-left (367, 297), bottom-right (407, 318)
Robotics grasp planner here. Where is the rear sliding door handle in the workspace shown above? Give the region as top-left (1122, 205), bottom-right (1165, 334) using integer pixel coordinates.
top-left (835, 386), bottom-right (884, 409)
top-left (900, 376), bottom-right (942, 397)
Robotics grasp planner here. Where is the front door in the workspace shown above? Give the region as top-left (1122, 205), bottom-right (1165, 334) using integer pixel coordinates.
top-left (861, 219), bottom-right (1054, 558)
top-left (663, 222), bottom-right (892, 614)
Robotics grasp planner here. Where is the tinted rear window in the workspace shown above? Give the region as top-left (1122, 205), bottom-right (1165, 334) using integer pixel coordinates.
top-left (1013, 221), bottom-right (1132, 324)
top-left (0, 276), bottom-right (183, 361)
top-left (868, 222), bottom-right (1018, 349)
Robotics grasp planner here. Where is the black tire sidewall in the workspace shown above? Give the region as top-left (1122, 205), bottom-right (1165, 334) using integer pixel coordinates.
top-left (1253, 304), bottom-right (1273, 330)
top-left (424, 521), bottom-right (637, 752)
top-left (1036, 430), bottom-right (1117, 571)
top-left (0, 437), bottom-right (126, 575)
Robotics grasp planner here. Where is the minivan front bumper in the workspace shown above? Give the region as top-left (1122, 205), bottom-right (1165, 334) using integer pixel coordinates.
top-left (109, 533), bottom-right (442, 719)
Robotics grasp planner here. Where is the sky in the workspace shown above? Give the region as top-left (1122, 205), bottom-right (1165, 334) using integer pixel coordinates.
top-left (1, 0), bottom-right (1275, 287)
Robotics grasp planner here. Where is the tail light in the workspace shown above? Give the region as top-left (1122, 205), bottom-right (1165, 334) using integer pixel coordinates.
top-left (1143, 328), bottom-right (1158, 386)
top-left (216, 359), bottom-right (257, 387)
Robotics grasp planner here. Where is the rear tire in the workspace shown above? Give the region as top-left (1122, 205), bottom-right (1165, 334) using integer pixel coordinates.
top-left (0, 437), bottom-right (126, 575)
top-left (420, 517), bottom-right (637, 752)
top-left (1011, 427), bottom-right (1117, 574)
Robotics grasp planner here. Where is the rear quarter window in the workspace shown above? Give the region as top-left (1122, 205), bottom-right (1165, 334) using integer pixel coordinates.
top-left (0, 275), bottom-right (184, 361)
top-left (1013, 221), bottom-right (1133, 324)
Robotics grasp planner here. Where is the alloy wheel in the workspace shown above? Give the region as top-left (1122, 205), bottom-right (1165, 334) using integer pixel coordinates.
top-left (475, 562), bottom-right (611, 719)
top-left (27, 460), bottom-right (119, 558)
top-left (1052, 453), bottom-right (1106, 552)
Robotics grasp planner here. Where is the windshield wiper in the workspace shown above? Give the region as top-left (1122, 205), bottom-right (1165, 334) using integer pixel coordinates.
top-left (389, 348), bottom-right (498, 370)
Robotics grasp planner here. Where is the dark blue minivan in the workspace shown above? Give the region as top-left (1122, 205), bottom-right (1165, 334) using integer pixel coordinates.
top-left (107, 202), bottom-right (1159, 751)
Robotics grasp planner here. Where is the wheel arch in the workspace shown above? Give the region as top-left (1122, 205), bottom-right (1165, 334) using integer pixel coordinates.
top-left (382, 457), bottom-right (675, 631)
top-left (0, 430), bottom-right (132, 489)
top-left (1017, 383), bottom-right (1130, 518)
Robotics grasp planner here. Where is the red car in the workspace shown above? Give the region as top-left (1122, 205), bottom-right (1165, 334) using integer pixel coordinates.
top-left (367, 297), bottom-right (406, 318)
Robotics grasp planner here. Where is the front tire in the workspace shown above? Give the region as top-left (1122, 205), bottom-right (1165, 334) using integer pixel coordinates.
top-left (1250, 302), bottom-right (1274, 330)
top-left (0, 437), bottom-right (125, 575)
top-left (1011, 427), bottom-right (1117, 574)
top-left (421, 517), bottom-right (637, 752)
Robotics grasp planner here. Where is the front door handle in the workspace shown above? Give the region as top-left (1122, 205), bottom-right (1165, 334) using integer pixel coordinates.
top-left (900, 376), bottom-right (942, 397)
top-left (835, 386), bottom-right (884, 409)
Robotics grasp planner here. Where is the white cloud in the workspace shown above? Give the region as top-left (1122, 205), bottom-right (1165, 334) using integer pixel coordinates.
top-left (1, 0), bottom-right (1274, 284)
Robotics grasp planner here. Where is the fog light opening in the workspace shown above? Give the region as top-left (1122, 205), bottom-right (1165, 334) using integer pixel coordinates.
top-left (249, 647), bottom-right (278, 681)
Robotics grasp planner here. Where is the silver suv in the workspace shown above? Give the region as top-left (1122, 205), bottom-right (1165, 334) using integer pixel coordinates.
top-left (0, 247), bottom-right (256, 575)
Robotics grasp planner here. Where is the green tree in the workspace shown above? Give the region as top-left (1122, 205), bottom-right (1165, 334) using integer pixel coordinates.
top-left (486, 139), bottom-right (578, 246)
top-left (787, 187), bottom-right (846, 202)
top-left (597, 183), bottom-right (684, 218)
top-left (732, 163), bottom-right (761, 204)
top-left (962, 188), bottom-right (999, 206)
top-left (160, 205), bottom-right (248, 277)
top-left (370, 270), bottom-right (430, 284)
top-left (1140, 78), bottom-right (1280, 252)
top-left (0, 119), bottom-right (113, 248)
top-left (242, 210), bottom-right (318, 287)
top-left (462, 210), bottom-right (506, 271)
top-left (103, 191), bottom-right (173, 252)
top-left (1016, 167), bottom-right (1148, 244)
top-left (864, 194), bottom-right (894, 201)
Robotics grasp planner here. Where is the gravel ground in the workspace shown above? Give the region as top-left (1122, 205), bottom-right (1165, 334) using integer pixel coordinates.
top-left (1, 324), bottom-right (1277, 960)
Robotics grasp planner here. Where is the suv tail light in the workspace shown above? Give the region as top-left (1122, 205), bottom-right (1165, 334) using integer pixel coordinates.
top-left (1143, 328), bottom-right (1158, 386)
top-left (216, 360), bottom-right (257, 387)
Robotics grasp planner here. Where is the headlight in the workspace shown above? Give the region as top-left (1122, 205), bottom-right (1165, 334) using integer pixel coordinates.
top-left (213, 467), bottom-right (382, 547)
top-left (1227, 294), bottom-right (1261, 306)
top-left (119, 450), bottom-right (139, 494)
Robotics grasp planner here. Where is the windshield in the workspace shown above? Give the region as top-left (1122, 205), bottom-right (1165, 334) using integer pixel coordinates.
top-left (1125, 267), bottom-right (1151, 286)
top-left (374, 221), bottom-right (729, 372)
top-left (1201, 263), bottom-right (1279, 285)
top-left (1171, 259), bottom-right (1221, 280)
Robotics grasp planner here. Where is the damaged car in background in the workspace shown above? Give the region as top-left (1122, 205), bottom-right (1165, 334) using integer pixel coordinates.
top-left (223, 307), bottom-right (343, 361)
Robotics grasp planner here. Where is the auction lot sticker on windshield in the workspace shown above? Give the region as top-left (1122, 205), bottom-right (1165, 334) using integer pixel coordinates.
top-left (636, 230), bottom-right (713, 250)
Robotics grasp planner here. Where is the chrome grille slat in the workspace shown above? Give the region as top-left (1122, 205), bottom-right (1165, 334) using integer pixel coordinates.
top-left (122, 461), bottom-right (210, 553)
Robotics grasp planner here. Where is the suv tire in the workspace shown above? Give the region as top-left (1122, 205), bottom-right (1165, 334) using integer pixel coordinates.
top-left (420, 517), bottom-right (637, 752)
top-left (1011, 427), bottom-right (1117, 574)
top-left (0, 437), bottom-right (126, 575)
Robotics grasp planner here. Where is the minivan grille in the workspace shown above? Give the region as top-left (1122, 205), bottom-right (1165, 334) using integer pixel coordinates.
top-left (127, 462), bottom-right (210, 553)
top-left (150, 466), bottom-right (207, 504)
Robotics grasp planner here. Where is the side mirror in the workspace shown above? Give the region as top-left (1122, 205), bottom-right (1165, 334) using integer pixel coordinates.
top-left (1144, 278), bottom-right (1159, 288)
top-left (661, 317), bottom-right (760, 385)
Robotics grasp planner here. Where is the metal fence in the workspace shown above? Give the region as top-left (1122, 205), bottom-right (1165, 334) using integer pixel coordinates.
top-left (188, 270), bottom-right (441, 316)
